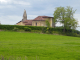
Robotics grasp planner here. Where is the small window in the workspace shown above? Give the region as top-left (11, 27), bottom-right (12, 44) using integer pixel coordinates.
top-left (36, 22), bottom-right (37, 26)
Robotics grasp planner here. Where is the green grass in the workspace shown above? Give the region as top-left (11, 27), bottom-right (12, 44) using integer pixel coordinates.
top-left (0, 31), bottom-right (80, 60)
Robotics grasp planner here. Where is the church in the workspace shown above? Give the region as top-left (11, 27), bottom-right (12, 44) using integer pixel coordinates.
top-left (16, 10), bottom-right (55, 27)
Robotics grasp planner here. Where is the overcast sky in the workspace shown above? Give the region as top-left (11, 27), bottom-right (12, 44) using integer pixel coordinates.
top-left (0, 0), bottom-right (80, 31)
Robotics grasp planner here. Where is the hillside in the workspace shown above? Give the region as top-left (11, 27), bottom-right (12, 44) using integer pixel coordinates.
top-left (0, 31), bottom-right (80, 60)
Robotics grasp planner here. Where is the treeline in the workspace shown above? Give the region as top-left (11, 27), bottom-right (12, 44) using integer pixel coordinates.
top-left (0, 25), bottom-right (80, 37)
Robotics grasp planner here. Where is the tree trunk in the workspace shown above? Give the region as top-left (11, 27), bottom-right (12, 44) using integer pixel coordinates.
top-left (63, 27), bottom-right (65, 33)
top-left (63, 24), bottom-right (65, 33)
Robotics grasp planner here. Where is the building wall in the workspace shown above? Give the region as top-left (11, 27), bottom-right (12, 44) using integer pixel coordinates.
top-left (48, 18), bottom-right (54, 27)
top-left (43, 18), bottom-right (54, 27)
top-left (16, 22), bottom-right (25, 26)
top-left (16, 18), bottom-right (54, 27)
top-left (47, 18), bottom-right (52, 27)
top-left (32, 21), bottom-right (46, 27)
top-left (32, 18), bottom-right (54, 27)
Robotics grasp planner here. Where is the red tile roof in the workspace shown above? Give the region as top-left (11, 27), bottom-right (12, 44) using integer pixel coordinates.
top-left (42, 16), bottom-right (53, 18)
top-left (33, 16), bottom-right (53, 21)
top-left (23, 20), bottom-right (33, 25)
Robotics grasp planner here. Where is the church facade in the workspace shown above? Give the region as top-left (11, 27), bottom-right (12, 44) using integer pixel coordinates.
top-left (16, 10), bottom-right (55, 27)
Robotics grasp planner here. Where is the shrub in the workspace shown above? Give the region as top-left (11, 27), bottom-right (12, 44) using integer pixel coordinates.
top-left (13, 27), bottom-right (19, 31)
top-left (53, 31), bottom-right (59, 34)
top-left (46, 28), bottom-right (50, 34)
top-left (31, 30), bottom-right (41, 33)
top-left (46, 28), bottom-right (53, 34)
top-left (0, 25), bottom-right (80, 37)
top-left (24, 27), bottom-right (31, 32)
top-left (42, 27), bottom-right (47, 33)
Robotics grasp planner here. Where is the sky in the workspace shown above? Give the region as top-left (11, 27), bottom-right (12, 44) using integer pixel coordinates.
top-left (0, 0), bottom-right (80, 31)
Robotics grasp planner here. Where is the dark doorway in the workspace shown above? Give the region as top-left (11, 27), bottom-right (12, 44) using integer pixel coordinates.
top-left (36, 22), bottom-right (37, 26)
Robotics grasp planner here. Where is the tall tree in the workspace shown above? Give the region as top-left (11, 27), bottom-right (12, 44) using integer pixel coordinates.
top-left (53, 6), bottom-right (78, 32)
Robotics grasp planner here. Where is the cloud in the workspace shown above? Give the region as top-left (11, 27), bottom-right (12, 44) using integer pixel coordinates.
top-left (0, 0), bottom-right (12, 4)
top-left (74, 14), bottom-right (80, 26)
top-left (27, 15), bottom-right (38, 19)
top-left (0, 0), bottom-right (31, 6)
top-left (0, 0), bottom-right (31, 9)
top-left (0, 0), bottom-right (8, 3)
top-left (74, 14), bottom-right (80, 31)
top-left (13, 1), bottom-right (31, 6)
top-left (0, 15), bottom-right (22, 25)
top-left (0, 5), bottom-right (16, 9)
top-left (0, 15), bottom-right (38, 25)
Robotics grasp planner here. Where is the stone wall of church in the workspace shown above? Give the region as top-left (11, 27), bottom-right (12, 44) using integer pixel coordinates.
top-left (32, 18), bottom-right (54, 27)
top-left (32, 21), bottom-right (46, 27)
top-left (16, 22), bottom-right (25, 26)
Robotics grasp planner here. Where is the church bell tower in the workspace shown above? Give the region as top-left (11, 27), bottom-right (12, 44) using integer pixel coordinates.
top-left (22, 9), bottom-right (27, 22)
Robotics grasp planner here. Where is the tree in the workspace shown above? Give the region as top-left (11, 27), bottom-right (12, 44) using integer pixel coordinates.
top-left (53, 6), bottom-right (78, 32)
top-left (45, 19), bottom-right (50, 27)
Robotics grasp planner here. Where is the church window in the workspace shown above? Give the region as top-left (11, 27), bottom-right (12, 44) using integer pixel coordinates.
top-left (36, 22), bottom-right (37, 26)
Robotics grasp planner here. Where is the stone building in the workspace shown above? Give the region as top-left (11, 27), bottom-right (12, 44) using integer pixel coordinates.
top-left (16, 10), bottom-right (55, 27)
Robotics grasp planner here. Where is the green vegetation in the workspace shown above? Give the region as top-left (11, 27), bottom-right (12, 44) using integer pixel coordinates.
top-left (53, 6), bottom-right (78, 32)
top-left (0, 31), bottom-right (80, 60)
top-left (45, 19), bottom-right (50, 27)
top-left (0, 25), bottom-right (80, 37)
top-left (24, 27), bottom-right (31, 32)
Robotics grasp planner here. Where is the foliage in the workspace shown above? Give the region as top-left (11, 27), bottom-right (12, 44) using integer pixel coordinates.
top-left (0, 25), bottom-right (80, 37)
top-left (45, 19), bottom-right (50, 27)
top-left (0, 25), bottom-right (42, 31)
top-left (42, 27), bottom-right (47, 33)
top-left (13, 27), bottom-right (19, 31)
top-left (31, 30), bottom-right (41, 33)
top-left (53, 6), bottom-right (78, 32)
top-left (46, 28), bottom-right (53, 34)
top-left (24, 27), bottom-right (31, 31)
top-left (46, 28), bottom-right (49, 34)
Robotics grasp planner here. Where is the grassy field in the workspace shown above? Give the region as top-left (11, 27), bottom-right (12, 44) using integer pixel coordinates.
top-left (0, 31), bottom-right (80, 60)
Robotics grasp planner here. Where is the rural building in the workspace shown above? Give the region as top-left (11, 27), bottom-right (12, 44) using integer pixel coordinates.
top-left (16, 10), bottom-right (55, 27)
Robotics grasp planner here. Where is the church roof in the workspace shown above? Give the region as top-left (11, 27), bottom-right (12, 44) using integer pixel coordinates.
top-left (33, 16), bottom-right (53, 21)
top-left (23, 20), bottom-right (33, 25)
top-left (16, 21), bottom-right (22, 24)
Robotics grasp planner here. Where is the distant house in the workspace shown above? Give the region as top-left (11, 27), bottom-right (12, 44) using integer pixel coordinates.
top-left (16, 10), bottom-right (55, 27)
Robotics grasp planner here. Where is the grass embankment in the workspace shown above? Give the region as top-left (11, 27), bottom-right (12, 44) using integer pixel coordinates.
top-left (0, 31), bottom-right (80, 60)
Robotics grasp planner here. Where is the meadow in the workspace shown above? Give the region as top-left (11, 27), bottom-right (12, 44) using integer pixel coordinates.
top-left (0, 31), bottom-right (80, 60)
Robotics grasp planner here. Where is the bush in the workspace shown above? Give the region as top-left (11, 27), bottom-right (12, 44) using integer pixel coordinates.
top-left (13, 27), bottom-right (19, 31)
top-left (31, 30), bottom-right (41, 33)
top-left (24, 27), bottom-right (31, 32)
top-left (65, 33), bottom-right (78, 37)
top-left (42, 27), bottom-right (47, 33)
top-left (48, 28), bottom-right (53, 34)
top-left (0, 25), bottom-right (80, 37)
top-left (46, 28), bottom-right (50, 34)
top-left (53, 31), bottom-right (59, 34)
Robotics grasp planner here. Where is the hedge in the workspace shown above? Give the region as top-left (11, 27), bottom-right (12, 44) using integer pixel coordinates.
top-left (0, 25), bottom-right (42, 30)
top-left (0, 25), bottom-right (63, 32)
top-left (0, 25), bottom-right (80, 35)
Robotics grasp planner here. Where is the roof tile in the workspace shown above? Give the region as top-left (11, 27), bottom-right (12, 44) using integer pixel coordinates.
top-left (23, 20), bottom-right (33, 25)
top-left (33, 16), bottom-right (53, 21)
